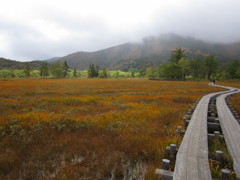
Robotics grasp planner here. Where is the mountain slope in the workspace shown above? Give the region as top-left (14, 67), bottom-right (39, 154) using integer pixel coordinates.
top-left (56, 34), bottom-right (240, 70)
top-left (0, 58), bottom-right (43, 70)
top-left (1, 34), bottom-right (240, 70)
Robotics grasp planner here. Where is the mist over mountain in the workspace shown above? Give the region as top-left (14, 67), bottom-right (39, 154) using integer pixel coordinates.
top-left (1, 34), bottom-right (240, 70)
top-left (54, 34), bottom-right (240, 70)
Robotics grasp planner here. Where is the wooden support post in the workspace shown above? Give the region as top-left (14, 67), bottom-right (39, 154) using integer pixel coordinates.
top-left (182, 117), bottom-right (188, 127)
top-left (190, 108), bottom-right (194, 113)
top-left (210, 108), bottom-right (216, 112)
top-left (176, 126), bottom-right (182, 135)
top-left (221, 169), bottom-right (230, 180)
top-left (210, 112), bottom-right (217, 117)
top-left (215, 150), bottom-right (223, 161)
top-left (170, 144), bottom-right (177, 158)
top-left (207, 122), bottom-right (221, 132)
top-left (214, 118), bottom-right (220, 123)
top-left (162, 159), bottom-right (170, 170)
top-left (187, 110), bottom-right (192, 115)
top-left (207, 117), bottom-right (216, 123)
top-left (214, 131), bottom-right (220, 139)
top-left (155, 159), bottom-right (173, 180)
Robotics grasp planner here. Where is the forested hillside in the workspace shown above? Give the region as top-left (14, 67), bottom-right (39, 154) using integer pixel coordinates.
top-left (55, 34), bottom-right (240, 70)
top-left (1, 34), bottom-right (240, 72)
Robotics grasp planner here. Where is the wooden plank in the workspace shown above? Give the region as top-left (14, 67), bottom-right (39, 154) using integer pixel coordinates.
top-left (173, 87), bottom-right (232, 180)
top-left (216, 86), bottom-right (240, 178)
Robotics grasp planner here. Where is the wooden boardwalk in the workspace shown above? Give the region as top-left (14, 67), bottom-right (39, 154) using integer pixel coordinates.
top-left (173, 85), bottom-right (240, 180)
top-left (215, 85), bottom-right (240, 178)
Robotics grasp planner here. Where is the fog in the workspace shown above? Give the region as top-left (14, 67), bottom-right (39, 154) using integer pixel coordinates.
top-left (0, 0), bottom-right (240, 61)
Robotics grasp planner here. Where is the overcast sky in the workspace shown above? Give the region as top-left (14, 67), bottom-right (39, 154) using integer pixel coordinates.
top-left (1, 0), bottom-right (240, 61)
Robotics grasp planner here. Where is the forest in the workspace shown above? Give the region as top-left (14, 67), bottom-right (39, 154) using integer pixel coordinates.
top-left (1, 48), bottom-right (240, 80)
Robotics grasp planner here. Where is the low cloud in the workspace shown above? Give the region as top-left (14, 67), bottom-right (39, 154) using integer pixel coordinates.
top-left (0, 0), bottom-right (240, 61)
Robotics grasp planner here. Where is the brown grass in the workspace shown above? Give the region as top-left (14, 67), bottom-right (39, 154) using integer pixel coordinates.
top-left (217, 80), bottom-right (240, 118)
top-left (0, 79), bottom-right (223, 179)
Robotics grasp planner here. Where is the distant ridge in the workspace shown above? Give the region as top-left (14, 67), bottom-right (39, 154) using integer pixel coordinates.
top-left (0, 57), bottom-right (43, 70)
top-left (55, 34), bottom-right (240, 70)
top-left (1, 34), bottom-right (240, 70)
top-left (44, 57), bottom-right (61, 62)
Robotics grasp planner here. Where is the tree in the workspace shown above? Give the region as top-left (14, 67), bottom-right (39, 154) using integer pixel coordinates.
top-left (73, 68), bottom-right (77, 78)
top-left (95, 65), bottom-right (99, 77)
top-left (162, 63), bottom-right (182, 79)
top-left (170, 47), bottom-right (185, 63)
top-left (146, 67), bottom-right (154, 79)
top-left (179, 58), bottom-right (189, 80)
top-left (23, 63), bottom-right (31, 77)
top-left (129, 68), bottom-right (137, 78)
top-left (50, 61), bottom-right (63, 78)
top-left (236, 67), bottom-right (240, 78)
top-left (146, 67), bottom-right (159, 79)
top-left (88, 64), bottom-right (94, 78)
top-left (0, 70), bottom-right (15, 78)
top-left (62, 61), bottom-right (70, 78)
top-left (139, 68), bottom-right (146, 77)
top-left (189, 58), bottom-right (205, 79)
top-left (10, 69), bottom-right (15, 78)
top-left (88, 64), bottom-right (99, 78)
top-left (115, 71), bottom-right (120, 79)
top-left (102, 67), bottom-right (108, 78)
top-left (205, 55), bottom-right (218, 80)
top-left (40, 62), bottom-right (49, 78)
top-left (227, 60), bottom-right (240, 79)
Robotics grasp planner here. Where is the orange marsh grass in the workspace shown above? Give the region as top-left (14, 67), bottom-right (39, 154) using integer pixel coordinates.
top-left (216, 80), bottom-right (240, 118)
top-left (0, 78), bottom-right (223, 179)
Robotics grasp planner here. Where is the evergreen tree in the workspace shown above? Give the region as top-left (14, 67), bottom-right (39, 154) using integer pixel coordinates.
top-left (88, 64), bottom-right (94, 78)
top-left (170, 47), bottom-right (185, 63)
top-left (102, 67), bottom-right (108, 78)
top-left (88, 64), bottom-right (99, 78)
top-left (227, 60), bottom-right (240, 79)
top-left (50, 61), bottom-right (63, 78)
top-left (189, 58), bottom-right (205, 79)
top-left (40, 62), bottom-right (49, 78)
top-left (95, 65), bottom-right (99, 77)
top-left (62, 61), bottom-right (70, 78)
top-left (24, 63), bottom-right (31, 77)
top-left (205, 55), bottom-right (218, 80)
top-left (73, 68), bottom-right (77, 78)
top-left (139, 68), bottom-right (146, 77)
top-left (179, 58), bottom-right (189, 80)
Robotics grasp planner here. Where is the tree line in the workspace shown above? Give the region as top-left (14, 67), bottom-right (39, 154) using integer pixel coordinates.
top-left (22, 61), bottom-right (71, 78)
top-left (145, 48), bottom-right (240, 80)
top-left (87, 64), bottom-right (108, 78)
top-left (1, 61), bottom-right (110, 79)
top-left (1, 48), bottom-right (240, 80)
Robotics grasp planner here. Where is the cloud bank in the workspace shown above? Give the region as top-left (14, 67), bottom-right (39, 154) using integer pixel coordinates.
top-left (0, 0), bottom-right (240, 61)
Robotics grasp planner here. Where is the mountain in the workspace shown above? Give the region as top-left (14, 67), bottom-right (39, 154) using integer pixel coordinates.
top-left (1, 34), bottom-right (240, 70)
top-left (0, 57), bottom-right (60, 70)
top-left (0, 58), bottom-right (43, 70)
top-left (55, 34), bottom-right (240, 70)
top-left (44, 57), bottom-right (61, 62)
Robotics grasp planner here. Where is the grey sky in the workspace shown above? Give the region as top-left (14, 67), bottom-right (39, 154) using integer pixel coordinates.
top-left (0, 0), bottom-right (240, 61)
